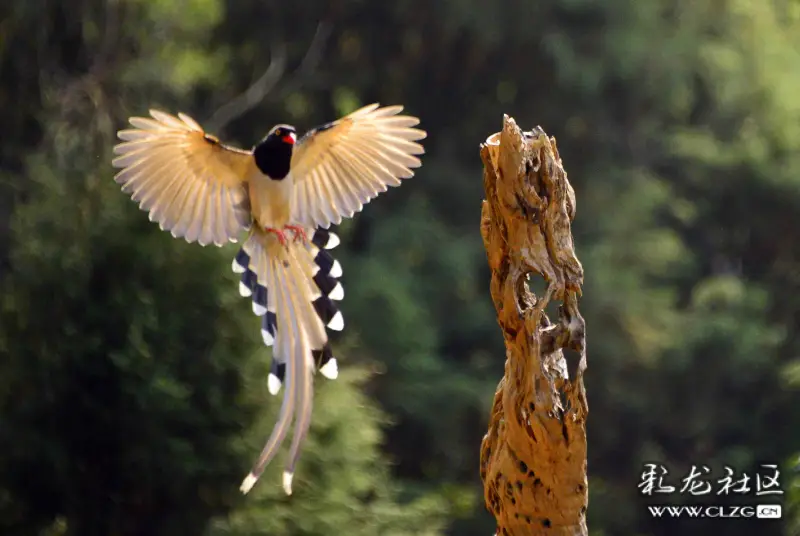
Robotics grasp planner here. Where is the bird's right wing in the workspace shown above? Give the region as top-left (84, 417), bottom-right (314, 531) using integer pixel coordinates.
top-left (112, 110), bottom-right (254, 246)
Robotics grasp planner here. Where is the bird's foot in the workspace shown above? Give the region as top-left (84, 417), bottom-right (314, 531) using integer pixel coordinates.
top-left (264, 227), bottom-right (289, 247)
top-left (284, 225), bottom-right (308, 244)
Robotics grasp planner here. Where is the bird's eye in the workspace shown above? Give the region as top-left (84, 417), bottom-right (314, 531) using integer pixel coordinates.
top-left (274, 129), bottom-right (282, 136)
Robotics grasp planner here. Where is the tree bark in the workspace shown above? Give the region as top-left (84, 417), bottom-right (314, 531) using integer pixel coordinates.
top-left (479, 116), bottom-right (588, 536)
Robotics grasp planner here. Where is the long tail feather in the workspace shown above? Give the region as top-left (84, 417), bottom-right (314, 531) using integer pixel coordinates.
top-left (236, 226), bottom-right (344, 495)
top-left (240, 262), bottom-right (297, 493)
top-left (280, 257), bottom-right (317, 494)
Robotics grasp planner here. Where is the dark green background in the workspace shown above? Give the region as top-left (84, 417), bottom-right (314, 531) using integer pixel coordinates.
top-left (1, 1), bottom-right (798, 535)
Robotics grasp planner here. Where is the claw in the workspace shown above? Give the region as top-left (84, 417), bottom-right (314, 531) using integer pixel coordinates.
top-left (284, 225), bottom-right (308, 243)
top-left (265, 227), bottom-right (289, 247)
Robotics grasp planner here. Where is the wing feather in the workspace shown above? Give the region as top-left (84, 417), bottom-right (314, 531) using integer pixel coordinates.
top-left (112, 109), bottom-right (254, 246)
top-left (289, 104), bottom-right (426, 229)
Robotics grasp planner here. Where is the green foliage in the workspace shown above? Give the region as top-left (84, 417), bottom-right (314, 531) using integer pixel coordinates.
top-left (0, 1), bottom-right (447, 534)
top-left (1, 0), bottom-right (799, 534)
top-left (208, 369), bottom-right (446, 536)
top-left (0, 113), bottom-right (258, 535)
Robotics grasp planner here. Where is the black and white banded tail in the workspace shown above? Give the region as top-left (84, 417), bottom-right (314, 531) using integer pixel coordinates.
top-left (232, 227), bottom-right (344, 394)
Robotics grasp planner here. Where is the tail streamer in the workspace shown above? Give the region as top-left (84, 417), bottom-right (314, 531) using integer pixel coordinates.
top-left (234, 227), bottom-right (344, 495)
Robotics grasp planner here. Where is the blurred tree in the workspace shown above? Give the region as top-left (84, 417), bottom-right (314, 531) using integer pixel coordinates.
top-left (0, 1), bottom-right (446, 534)
top-left (2, 0), bottom-right (799, 534)
top-left (0, 105), bottom-right (258, 535)
top-left (208, 369), bottom-right (445, 536)
top-left (205, 1), bottom-right (800, 534)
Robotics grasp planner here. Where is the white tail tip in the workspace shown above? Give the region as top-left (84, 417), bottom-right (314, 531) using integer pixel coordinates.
top-left (330, 259), bottom-right (343, 278)
top-left (240, 472), bottom-right (258, 494)
top-left (261, 328), bottom-right (274, 346)
top-left (320, 358), bottom-right (339, 379)
top-left (252, 301), bottom-right (267, 316)
top-left (327, 311), bottom-right (344, 331)
top-left (329, 282), bottom-right (344, 301)
top-left (232, 258), bottom-right (246, 273)
top-left (268, 373), bottom-right (282, 395)
top-left (239, 281), bottom-right (252, 297)
top-left (282, 471), bottom-right (294, 495)
top-left (326, 233), bottom-right (340, 249)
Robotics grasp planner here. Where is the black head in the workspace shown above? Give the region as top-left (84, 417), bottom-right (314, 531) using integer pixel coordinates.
top-left (253, 124), bottom-right (297, 180)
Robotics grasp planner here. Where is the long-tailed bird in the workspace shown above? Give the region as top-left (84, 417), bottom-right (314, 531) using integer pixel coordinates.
top-left (111, 103), bottom-right (426, 495)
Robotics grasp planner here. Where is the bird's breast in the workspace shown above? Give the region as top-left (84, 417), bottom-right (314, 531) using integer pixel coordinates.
top-left (248, 172), bottom-right (293, 229)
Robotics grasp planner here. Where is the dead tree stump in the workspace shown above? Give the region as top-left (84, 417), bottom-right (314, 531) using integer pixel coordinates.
top-left (479, 116), bottom-right (589, 536)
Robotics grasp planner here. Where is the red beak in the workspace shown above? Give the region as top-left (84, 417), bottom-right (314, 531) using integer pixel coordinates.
top-left (282, 134), bottom-right (296, 145)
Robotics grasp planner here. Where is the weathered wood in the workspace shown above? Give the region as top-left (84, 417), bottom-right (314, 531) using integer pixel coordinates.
top-left (479, 116), bottom-right (588, 536)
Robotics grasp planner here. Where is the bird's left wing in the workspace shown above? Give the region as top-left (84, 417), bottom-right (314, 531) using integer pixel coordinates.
top-left (288, 104), bottom-right (426, 229)
top-left (112, 110), bottom-right (254, 246)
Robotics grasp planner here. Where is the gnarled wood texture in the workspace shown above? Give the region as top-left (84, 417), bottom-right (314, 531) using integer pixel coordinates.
top-left (479, 116), bottom-right (588, 536)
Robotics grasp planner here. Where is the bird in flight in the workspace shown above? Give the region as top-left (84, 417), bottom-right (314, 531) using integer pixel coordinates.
top-left (111, 103), bottom-right (426, 495)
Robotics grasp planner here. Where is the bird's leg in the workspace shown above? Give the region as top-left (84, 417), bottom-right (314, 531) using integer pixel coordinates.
top-left (264, 227), bottom-right (289, 247)
top-left (283, 225), bottom-right (309, 244)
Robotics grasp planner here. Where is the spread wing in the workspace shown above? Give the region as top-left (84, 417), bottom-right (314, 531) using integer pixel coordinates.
top-left (288, 103), bottom-right (426, 229)
top-left (112, 110), bottom-right (254, 246)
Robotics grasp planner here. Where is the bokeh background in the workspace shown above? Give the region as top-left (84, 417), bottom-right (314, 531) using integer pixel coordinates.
top-left (2, 1), bottom-right (800, 535)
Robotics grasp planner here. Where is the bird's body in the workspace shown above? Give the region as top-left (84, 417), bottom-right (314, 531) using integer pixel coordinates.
top-left (249, 125), bottom-right (295, 231)
top-left (111, 103), bottom-right (425, 496)
top-left (249, 169), bottom-right (293, 229)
